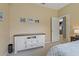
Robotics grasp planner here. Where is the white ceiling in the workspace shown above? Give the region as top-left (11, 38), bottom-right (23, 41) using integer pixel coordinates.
top-left (37, 3), bottom-right (69, 10)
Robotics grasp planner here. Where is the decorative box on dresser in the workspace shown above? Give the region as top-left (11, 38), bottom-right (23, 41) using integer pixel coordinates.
top-left (13, 33), bottom-right (46, 54)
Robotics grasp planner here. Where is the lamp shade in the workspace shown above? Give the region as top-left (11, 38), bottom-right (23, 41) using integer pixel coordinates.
top-left (74, 29), bottom-right (79, 34)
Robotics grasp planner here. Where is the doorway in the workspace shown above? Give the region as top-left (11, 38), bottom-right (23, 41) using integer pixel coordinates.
top-left (51, 15), bottom-right (70, 44)
top-left (59, 15), bottom-right (70, 43)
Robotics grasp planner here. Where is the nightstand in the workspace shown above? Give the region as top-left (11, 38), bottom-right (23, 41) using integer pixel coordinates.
top-left (71, 36), bottom-right (79, 41)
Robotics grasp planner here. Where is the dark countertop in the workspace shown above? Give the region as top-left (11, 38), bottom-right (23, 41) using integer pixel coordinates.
top-left (13, 33), bottom-right (46, 37)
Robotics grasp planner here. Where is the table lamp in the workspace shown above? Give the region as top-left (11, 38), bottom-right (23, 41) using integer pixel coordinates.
top-left (74, 28), bottom-right (79, 37)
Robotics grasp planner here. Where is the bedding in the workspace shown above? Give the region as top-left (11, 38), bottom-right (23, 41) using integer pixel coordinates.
top-left (47, 40), bottom-right (79, 56)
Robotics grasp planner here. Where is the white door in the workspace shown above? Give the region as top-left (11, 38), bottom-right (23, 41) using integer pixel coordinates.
top-left (52, 16), bottom-right (59, 42)
top-left (15, 36), bottom-right (26, 51)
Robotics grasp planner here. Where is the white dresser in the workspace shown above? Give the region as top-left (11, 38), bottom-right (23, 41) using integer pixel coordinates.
top-left (14, 33), bottom-right (45, 54)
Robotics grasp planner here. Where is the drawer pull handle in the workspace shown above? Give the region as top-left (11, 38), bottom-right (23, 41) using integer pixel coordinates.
top-left (27, 36), bottom-right (36, 39)
top-left (27, 37), bottom-right (31, 39)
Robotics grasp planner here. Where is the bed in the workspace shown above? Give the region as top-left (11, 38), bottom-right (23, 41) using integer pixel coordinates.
top-left (47, 40), bottom-right (79, 56)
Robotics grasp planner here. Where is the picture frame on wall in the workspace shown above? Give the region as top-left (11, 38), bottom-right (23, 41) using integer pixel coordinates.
top-left (20, 17), bottom-right (26, 23)
top-left (27, 16), bottom-right (39, 24)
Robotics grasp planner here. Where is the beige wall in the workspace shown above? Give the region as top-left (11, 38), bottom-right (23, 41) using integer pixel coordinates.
top-left (0, 4), bottom-right (9, 55)
top-left (1, 3), bottom-right (79, 55)
top-left (9, 3), bottom-right (58, 43)
top-left (59, 4), bottom-right (79, 37)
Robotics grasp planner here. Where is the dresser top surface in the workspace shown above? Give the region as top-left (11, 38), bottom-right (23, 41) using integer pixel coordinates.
top-left (13, 33), bottom-right (46, 37)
